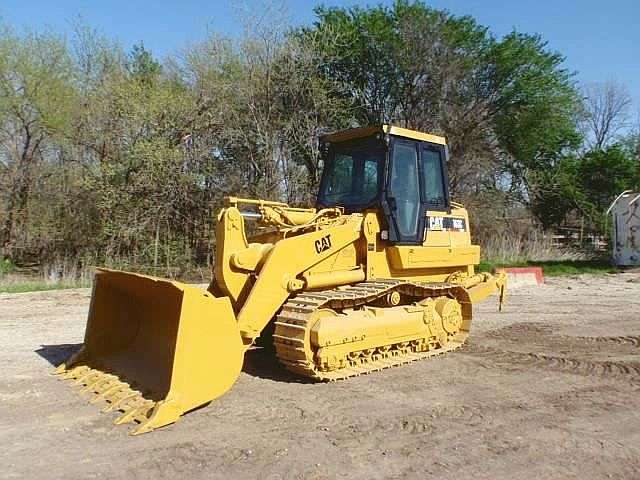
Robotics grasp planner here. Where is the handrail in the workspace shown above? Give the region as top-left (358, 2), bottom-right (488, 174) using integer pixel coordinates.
top-left (225, 196), bottom-right (289, 208)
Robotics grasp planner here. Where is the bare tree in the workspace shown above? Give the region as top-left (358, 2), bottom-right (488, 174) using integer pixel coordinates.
top-left (582, 81), bottom-right (632, 150)
top-left (0, 30), bottom-right (76, 255)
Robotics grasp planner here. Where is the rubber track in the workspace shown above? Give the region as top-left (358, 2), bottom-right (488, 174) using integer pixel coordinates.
top-left (273, 280), bottom-right (470, 381)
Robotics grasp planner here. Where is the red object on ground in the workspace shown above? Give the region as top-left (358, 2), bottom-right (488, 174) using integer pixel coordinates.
top-left (495, 267), bottom-right (544, 287)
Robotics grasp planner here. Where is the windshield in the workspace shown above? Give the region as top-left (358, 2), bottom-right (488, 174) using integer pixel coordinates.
top-left (317, 139), bottom-right (384, 210)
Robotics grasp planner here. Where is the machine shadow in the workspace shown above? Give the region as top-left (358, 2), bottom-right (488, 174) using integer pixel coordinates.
top-left (35, 343), bottom-right (83, 367)
top-left (36, 343), bottom-right (313, 384)
top-left (242, 347), bottom-right (314, 384)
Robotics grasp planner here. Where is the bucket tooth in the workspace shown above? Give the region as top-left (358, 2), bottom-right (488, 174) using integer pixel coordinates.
top-left (130, 400), bottom-right (183, 435)
top-left (58, 365), bottom-right (89, 380)
top-left (76, 371), bottom-right (101, 388)
top-left (106, 384), bottom-right (134, 404)
top-left (80, 374), bottom-right (114, 395)
top-left (90, 383), bottom-right (123, 405)
top-left (73, 369), bottom-right (101, 386)
top-left (114, 399), bottom-right (154, 425)
top-left (103, 392), bottom-right (139, 413)
top-left (94, 375), bottom-right (119, 393)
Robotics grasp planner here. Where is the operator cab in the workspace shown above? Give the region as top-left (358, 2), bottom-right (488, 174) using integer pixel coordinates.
top-left (317, 125), bottom-right (450, 245)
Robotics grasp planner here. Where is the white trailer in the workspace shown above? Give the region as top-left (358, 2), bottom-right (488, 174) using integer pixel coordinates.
top-left (607, 191), bottom-right (640, 266)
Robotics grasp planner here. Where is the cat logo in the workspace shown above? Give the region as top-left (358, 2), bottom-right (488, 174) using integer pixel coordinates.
top-left (428, 216), bottom-right (444, 231)
top-left (315, 234), bottom-right (332, 254)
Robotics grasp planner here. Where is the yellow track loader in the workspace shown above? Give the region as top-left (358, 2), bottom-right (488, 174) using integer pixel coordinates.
top-left (54, 125), bottom-right (506, 434)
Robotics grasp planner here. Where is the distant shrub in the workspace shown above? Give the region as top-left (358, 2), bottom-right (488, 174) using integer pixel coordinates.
top-left (480, 229), bottom-right (588, 264)
top-left (0, 258), bottom-right (15, 276)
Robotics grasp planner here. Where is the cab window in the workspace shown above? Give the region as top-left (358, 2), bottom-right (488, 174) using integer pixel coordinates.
top-left (317, 139), bottom-right (384, 210)
top-left (421, 147), bottom-right (447, 209)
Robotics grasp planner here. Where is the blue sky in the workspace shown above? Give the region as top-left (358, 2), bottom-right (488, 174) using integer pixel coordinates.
top-left (1, 0), bottom-right (639, 109)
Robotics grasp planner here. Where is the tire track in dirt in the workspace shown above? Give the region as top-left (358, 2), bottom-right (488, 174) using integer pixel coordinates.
top-left (337, 380), bottom-right (637, 443)
top-left (340, 403), bottom-right (487, 437)
top-left (465, 344), bottom-right (640, 381)
top-left (572, 335), bottom-right (640, 347)
top-left (473, 322), bottom-right (640, 381)
top-left (319, 386), bottom-right (637, 480)
top-left (483, 322), bottom-right (640, 347)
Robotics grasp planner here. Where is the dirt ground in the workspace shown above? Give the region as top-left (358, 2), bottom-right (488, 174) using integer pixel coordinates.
top-left (1, 273), bottom-right (640, 480)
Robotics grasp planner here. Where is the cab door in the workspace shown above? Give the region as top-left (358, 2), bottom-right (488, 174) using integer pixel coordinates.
top-left (383, 137), bottom-right (450, 245)
top-left (383, 139), bottom-right (425, 244)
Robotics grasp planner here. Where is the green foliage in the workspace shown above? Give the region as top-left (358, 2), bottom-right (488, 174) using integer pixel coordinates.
top-left (523, 145), bottom-right (639, 229)
top-left (525, 156), bottom-right (581, 229)
top-left (0, 26), bottom-right (79, 254)
top-left (619, 132), bottom-right (640, 159)
top-left (126, 42), bottom-right (162, 84)
top-left (0, 29), bottom-right (77, 132)
top-left (489, 32), bottom-right (583, 228)
top-left (307, 4), bottom-right (400, 122)
top-left (0, 279), bottom-right (90, 293)
top-left (577, 146), bottom-right (639, 210)
top-left (0, 15), bottom-right (352, 273)
top-left (303, 1), bottom-right (582, 203)
top-left (567, 145), bottom-right (640, 229)
top-left (479, 259), bottom-right (618, 277)
top-left (307, 1), bottom-right (495, 126)
top-left (0, 5), bottom-right (631, 277)
top-left (0, 257), bottom-right (14, 276)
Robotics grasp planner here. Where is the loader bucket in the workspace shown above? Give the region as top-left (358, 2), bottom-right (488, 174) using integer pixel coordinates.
top-left (54, 268), bottom-right (244, 435)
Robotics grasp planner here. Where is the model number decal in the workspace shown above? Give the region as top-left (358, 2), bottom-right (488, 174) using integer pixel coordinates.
top-left (315, 234), bottom-right (332, 254)
top-left (451, 218), bottom-right (465, 230)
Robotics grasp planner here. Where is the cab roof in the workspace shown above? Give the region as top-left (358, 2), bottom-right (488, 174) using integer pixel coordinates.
top-left (320, 125), bottom-right (447, 146)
